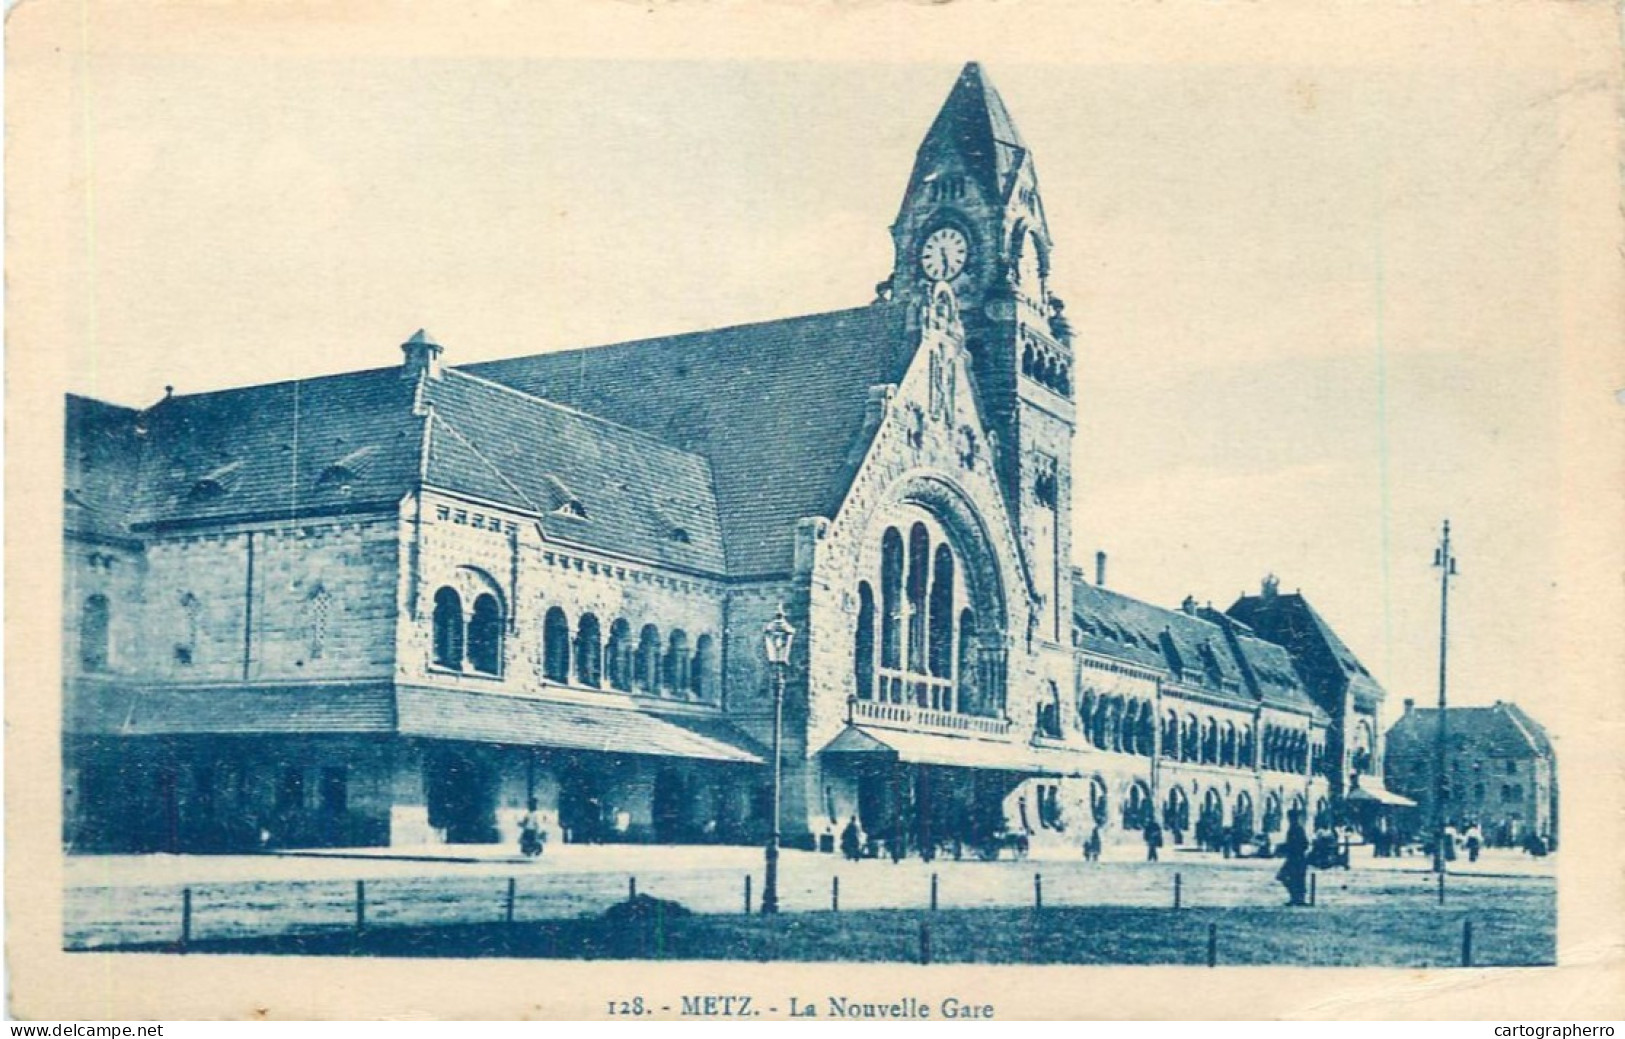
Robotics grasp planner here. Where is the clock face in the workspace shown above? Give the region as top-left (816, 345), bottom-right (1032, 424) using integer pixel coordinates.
top-left (920, 227), bottom-right (970, 281)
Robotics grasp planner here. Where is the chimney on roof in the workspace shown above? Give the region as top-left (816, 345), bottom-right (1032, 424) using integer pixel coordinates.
top-left (1261, 573), bottom-right (1280, 599)
top-left (1181, 595), bottom-right (1198, 615)
top-left (401, 329), bottom-right (443, 381)
top-left (1095, 550), bottom-right (1108, 588)
top-left (1403, 698), bottom-right (1415, 715)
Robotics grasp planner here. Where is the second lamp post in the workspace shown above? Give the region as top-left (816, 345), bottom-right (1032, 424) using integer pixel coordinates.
top-left (760, 606), bottom-right (796, 915)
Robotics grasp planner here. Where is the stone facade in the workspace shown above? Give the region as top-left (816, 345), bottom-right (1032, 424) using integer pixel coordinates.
top-left (63, 62), bottom-right (1378, 857)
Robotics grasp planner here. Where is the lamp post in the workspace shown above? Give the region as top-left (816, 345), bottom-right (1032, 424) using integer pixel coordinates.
top-left (1432, 520), bottom-right (1459, 877)
top-left (761, 605), bottom-right (796, 915)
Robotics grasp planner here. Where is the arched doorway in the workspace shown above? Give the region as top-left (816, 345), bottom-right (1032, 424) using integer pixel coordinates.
top-left (1233, 791), bottom-right (1255, 840)
top-left (424, 746), bottom-right (499, 844)
top-left (1198, 788), bottom-right (1225, 850)
top-left (1164, 786), bottom-right (1190, 843)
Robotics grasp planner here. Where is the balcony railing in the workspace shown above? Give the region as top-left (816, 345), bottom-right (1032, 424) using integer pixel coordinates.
top-left (849, 696), bottom-right (1012, 738)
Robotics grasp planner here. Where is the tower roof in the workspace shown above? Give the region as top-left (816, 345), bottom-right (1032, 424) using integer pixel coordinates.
top-left (909, 62), bottom-right (1030, 200)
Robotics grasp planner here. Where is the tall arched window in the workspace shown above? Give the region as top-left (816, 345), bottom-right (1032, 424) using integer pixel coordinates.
top-left (1162, 710), bottom-right (1179, 759)
top-left (927, 545), bottom-right (955, 680)
top-left (956, 608), bottom-right (978, 713)
top-left (1118, 699), bottom-right (1136, 752)
top-left (1234, 792), bottom-right (1255, 838)
top-left (1183, 714), bottom-right (1199, 762)
top-left (665, 630), bottom-right (690, 692)
top-left (432, 588), bottom-right (464, 669)
top-left (606, 619), bottom-right (632, 691)
top-left (1240, 725), bottom-right (1256, 768)
top-left (542, 607), bottom-right (571, 683)
top-left (1201, 718), bottom-right (1219, 764)
top-left (1137, 703), bottom-right (1155, 757)
top-left (906, 524), bottom-right (930, 674)
top-left (854, 582), bottom-right (876, 700)
top-left (691, 633), bottom-right (714, 700)
top-left (575, 613), bottom-right (603, 687)
top-left (467, 594), bottom-right (503, 675)
top-left (880, 529), bottom-right (904, 676)
top-left (1221, 721), bottom-right (1237, 766)
top-left (636, 624), bottom-right (661, 693)
top-left (80, 594), bottom-right (110, 672)
top-left (1079, 691), bottom-right (1097, 745)
top-left (1089, 775), bottom-right (1109, 825)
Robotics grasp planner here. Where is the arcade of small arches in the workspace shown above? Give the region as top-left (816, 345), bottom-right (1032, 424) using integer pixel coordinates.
top-left (429, 581), bottom-right (717, 701)
top-left (1075, 690), bottom-right (1156, 756)
top-left (852, 515), bottom-right (1003, 718)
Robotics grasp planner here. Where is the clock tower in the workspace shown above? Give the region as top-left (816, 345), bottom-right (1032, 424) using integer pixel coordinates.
top-left (888, 62), bottom-right (1077, 645)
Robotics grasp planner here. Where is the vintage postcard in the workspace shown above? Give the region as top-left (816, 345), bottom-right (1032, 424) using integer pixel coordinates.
top-left (7, 0), bottom-right (1622, 1021)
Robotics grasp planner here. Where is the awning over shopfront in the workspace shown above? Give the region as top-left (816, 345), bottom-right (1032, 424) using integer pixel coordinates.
top-left (395, 685), bottom-right (764, 764)
top-left (820, 725), bottom-right (1089, 776)
top-left (1346, 779), bottom-right (1417, 807)
top-left (68, 680), bottom-right (398, 736)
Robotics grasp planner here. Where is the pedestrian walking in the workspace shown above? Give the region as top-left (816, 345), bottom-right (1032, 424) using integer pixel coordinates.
top-left (1083, 825), bottom-right (1102, 862)
top-left (1144, 818), bottom-right (1164, 862)
top-left (1276, 808), bottom-right (1309, 906)
top-left (840, 816), bottom-right (864, 862)
top-left (518, 799), bottom-right (545, 858)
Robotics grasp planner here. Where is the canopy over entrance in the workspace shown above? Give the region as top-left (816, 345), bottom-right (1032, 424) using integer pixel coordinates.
top-left (1346, 779), bottom-right (1417, 807)
top-left (821, 725), bottom-right (1085, 776)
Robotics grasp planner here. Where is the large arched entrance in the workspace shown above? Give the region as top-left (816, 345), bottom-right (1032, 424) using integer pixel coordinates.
top-left (423, 745), bottom-right (499, 844)
top-left (1164, 786), bottom-right (1191, 843)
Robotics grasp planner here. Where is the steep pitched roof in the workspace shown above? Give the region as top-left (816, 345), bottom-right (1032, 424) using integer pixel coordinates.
top-left (65, 395), bottom-right (144, 543)
top-left (1389, 703), bottom-right (1555, 761)
top-left (1227, 590), bottom-right (1387, 713)
top-left (121, 368), bottom-right (427, 529)
top-left (908, 62), bottom-right (1030, 202)
top-left (423, 369), bottom-right (726, 573)
top-left (462, 302), bottom-right (916, 576)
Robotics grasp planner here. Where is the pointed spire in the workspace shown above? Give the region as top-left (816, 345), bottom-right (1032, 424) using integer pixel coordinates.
top-left (909, 62), bottom-right (1029, 199)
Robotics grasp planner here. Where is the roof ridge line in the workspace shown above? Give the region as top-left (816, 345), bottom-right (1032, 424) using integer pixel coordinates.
top-left (428, 408), bottom-right (545, 514)
top-left (440, 366), bottom-right (713, 466)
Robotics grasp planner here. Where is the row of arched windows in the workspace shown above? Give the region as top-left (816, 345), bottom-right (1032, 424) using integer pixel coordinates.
top-left (432, 587), bottom-right (505, 675)
top-left (1262, 725), bottom-right (1311, 774)
top-left (854, 522), bottom-right (989, 715)
top-left (542, 607), bottom-right (715, 701)
top-left (1157, 710), bottom-right (1258, 768)
top-left (1077, 691), bottom-right (1155, 757)
top-left (1020, 342), bottom-right (1072, 397)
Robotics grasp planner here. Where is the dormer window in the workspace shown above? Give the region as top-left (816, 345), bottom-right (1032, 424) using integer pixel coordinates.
top-left (317, 446), bottom-right (377, 492)
top-left (669, 527), bottom-right (692, 544)
top-left (188, 461), bottom-right (242, 502)
top-left (553, 500), bottom-right (587, 520)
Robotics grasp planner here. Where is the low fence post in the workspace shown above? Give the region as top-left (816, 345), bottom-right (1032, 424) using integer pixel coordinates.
top-left (1461, 919), bottom-right (1474, 967)
top-left (355, 880), bottom-right (366, 936)
top-left (1034, 873), bottom-right (1043, 910)
top-left (1437, 871), bottom-right (1446, 906)
top-left (1310, 873), bottom-right (1317, 907)
top-left (1207, 922), bottom-right (1218, 967)
top-left (1174, 872), bottom-right (1182, 909)
top-left (506, 877), bottom-right (516, 925)
top-left (180, 887), bottom-right (192, 953)
top-left (629, 876), bottom-right (637, 902)
top-left (832, 876), bottom-right (839, 912)
top-left (744, 874), bottom-right (753, 915)
top-left (930, 872), bottom-right (939, 911)
top-left (919, 920), bottom-right (932, 965)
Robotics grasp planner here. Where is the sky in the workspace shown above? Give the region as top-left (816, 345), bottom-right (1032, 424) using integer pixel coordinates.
top-left (41, 46), bottom-right (1596, 723)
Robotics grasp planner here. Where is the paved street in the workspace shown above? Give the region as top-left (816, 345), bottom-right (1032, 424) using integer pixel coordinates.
top-left (64, 843), bottom-right (1554, 950)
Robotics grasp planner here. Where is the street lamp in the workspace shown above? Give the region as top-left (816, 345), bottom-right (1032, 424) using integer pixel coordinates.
top-left (1432, 520), bottom-right (1459, 879)
top-left (760, 605), bottom-right (796, 915)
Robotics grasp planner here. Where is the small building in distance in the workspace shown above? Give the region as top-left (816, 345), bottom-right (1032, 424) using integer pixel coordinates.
top-left (1384, 700), bottom-right (1557, 849)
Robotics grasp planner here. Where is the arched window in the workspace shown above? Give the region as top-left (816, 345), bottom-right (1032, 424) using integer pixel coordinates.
top-left (177, 591), bottom-right (202, 666)
top-left (1183, 714), bottom-right (1199, 762)
top-left (854, 582), bottom-right (876, 700)
top-left (957, 608), bottom-right (978, 714)
top-left (1240, 725), bottom-right (1256, 768)
top-left (880, 529), bottom-right (904, 675)
top-left (80, 594), bottom-right (110, 672)
top-left (1124, 781), bottom-right (1152, 831)
top-left (1221, 721), bottom-right (1237, 766)
top-left (1162, 710), bottom-right (1179, 759)
top-left (1263, 792), bottom-right (1283, 834)
top-left (606, 619), bottom-right (632, 691)
top-left (636, 624), bottom-right (661, 693)
top-left (1092, 698), bottom-right (1109, 749)
top-left (432, 588), bottom-right (463, 669)
top-left (575, 613), bottom-right (602, 687)
top-left (691, 634), bottom-right (714, 700)
top-left (1164, 786), bottom-right (1190, 837)
top-left (467, 594), bottom-right (503, 675)
top-left (1234, 792), bottom-right (1255, 839)
top-left (1089, 775), bottom-right (1109, 826)
top-left (1036, 681), bottom-right (1062, 738)
top-left (1201, 718), bottom-right (1219, 764)
top-left (307, 585), bottom-right (332, 660)
top-left (1079, 691), bottom-right (1096, 745)
top-left (1118, 699), bottom-right (1136, 753)
top-left (928, 545), bottom-right (955, 679)
top-left (665, 629), bottom-right (690, 693)
top-left (1137, 703), bottom-right (1155, 757)
top-left (542, 607), bottom-right (571, 683)
top-left (906, 524), bottom-right (930, 674)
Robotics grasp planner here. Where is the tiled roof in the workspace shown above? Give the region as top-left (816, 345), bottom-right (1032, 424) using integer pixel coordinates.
top-left (121, 368), bottom-right (427, 529)
top-left (1228, 591), bottom-right (1387, 711)
top-left (1388, 703), bottom-right (1554, 762)
top-left (64, 395), bottom-right (144, 543)
top-left (69, 682), bottom-right (398, 735)
top-left (423, 370), bottom-right (726, 573)
top-left (1072, 581), bottom-right (1324, 717)
top-left (395, 686), bottom-right (762, 763)
top-left (463, 303), bottom-right (915, 576)
top-left (909, 62), bottom-right (1030, 203)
